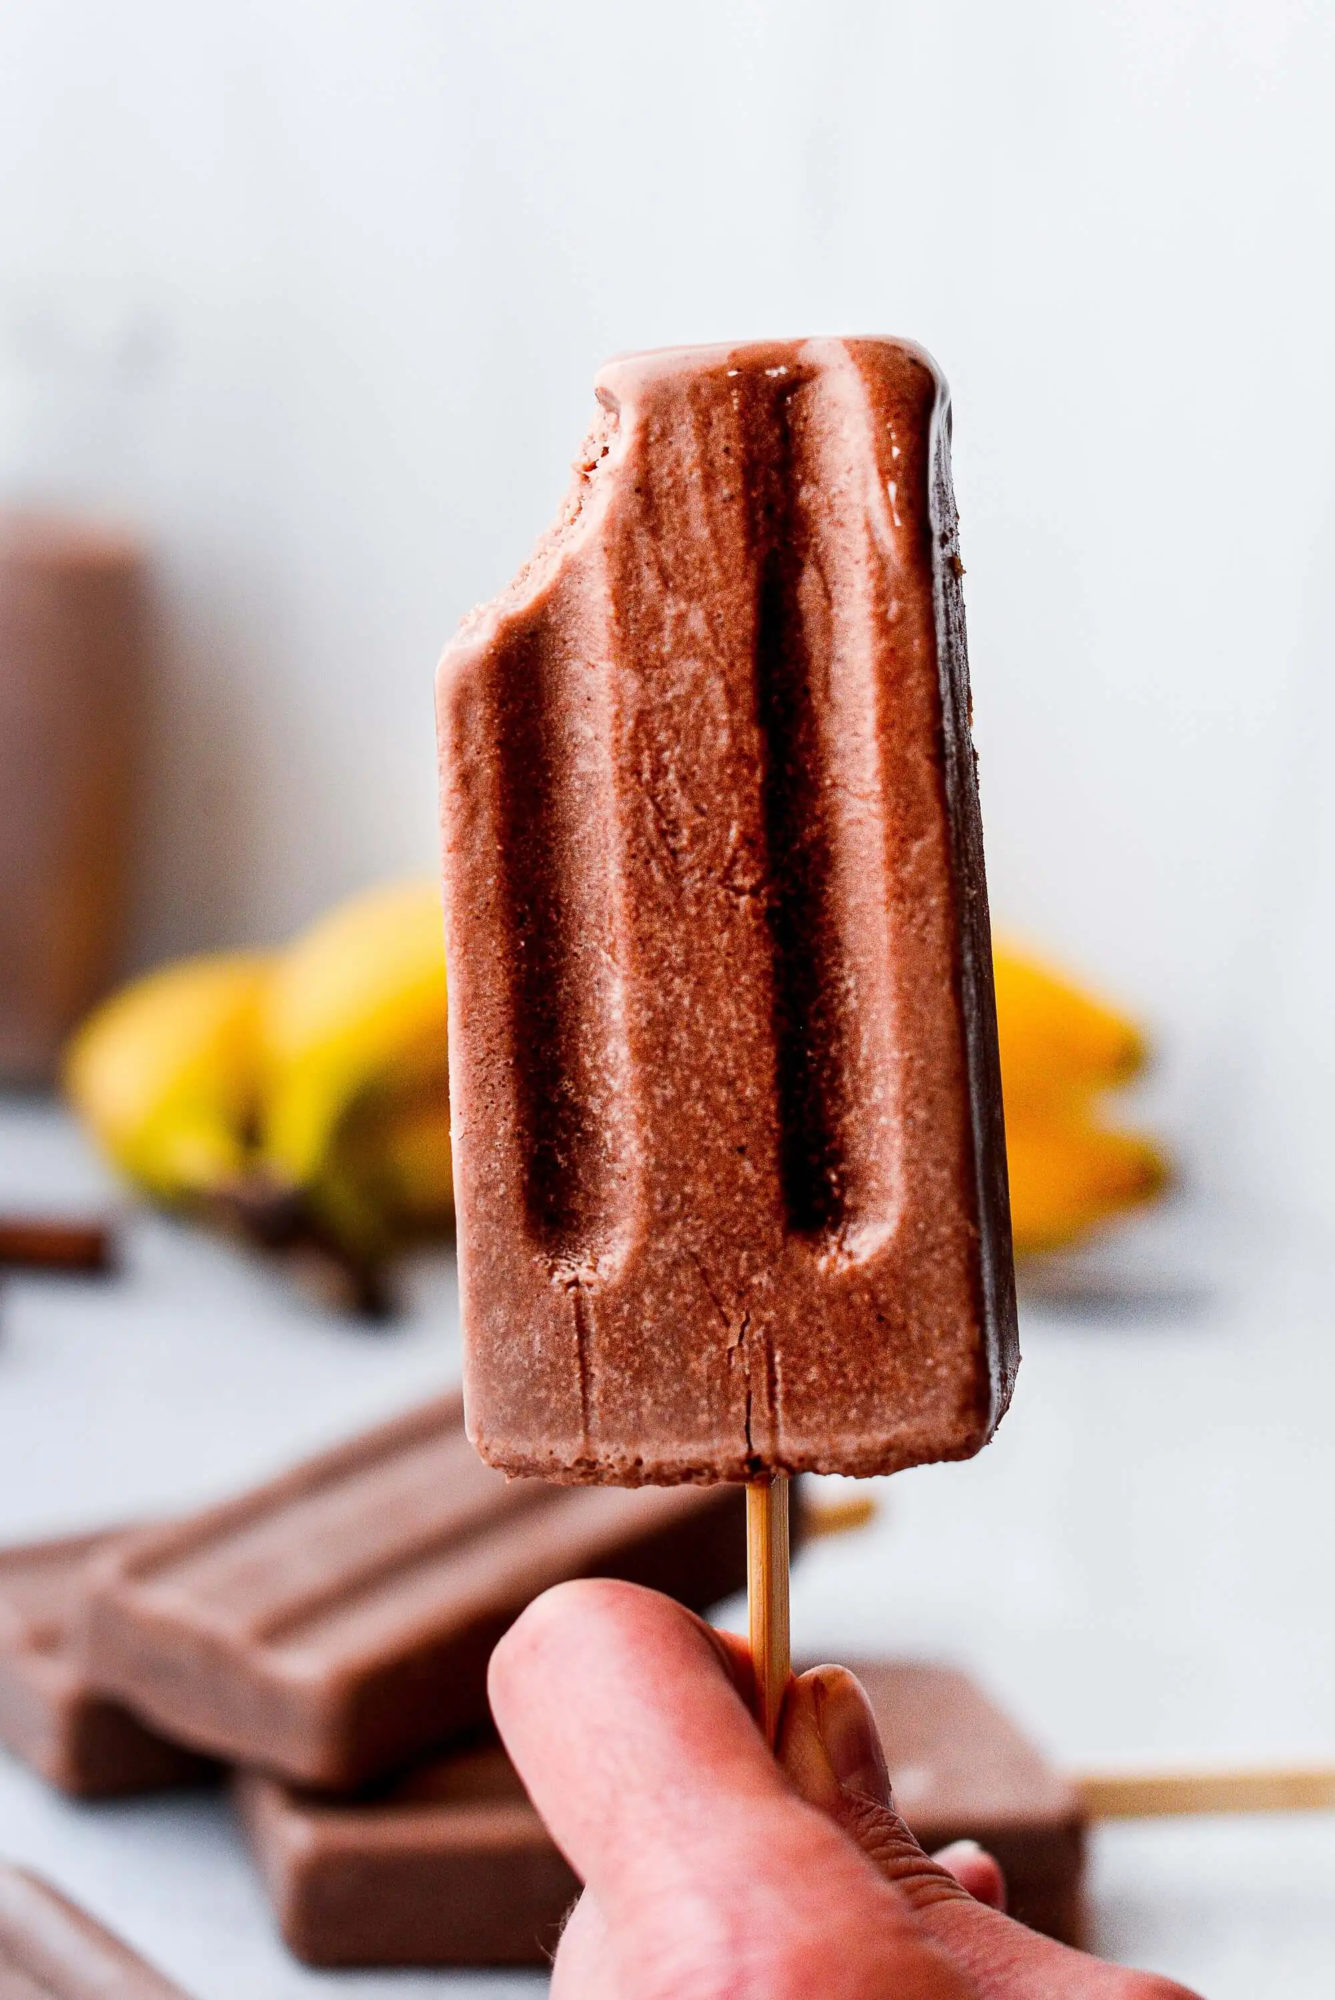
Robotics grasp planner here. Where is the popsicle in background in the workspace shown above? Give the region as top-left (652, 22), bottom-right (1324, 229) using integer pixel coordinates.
top-left (0, 1864), bottom-right (191, 1999)
top-left (0, 514), bottom-right (144, 1082)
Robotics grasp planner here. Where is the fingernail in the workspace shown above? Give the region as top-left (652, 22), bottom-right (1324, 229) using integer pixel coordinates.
top-left (931, 1839), bottom-right (1007, 1910)
top-left (809, 1666), bottom-right (893, 1806)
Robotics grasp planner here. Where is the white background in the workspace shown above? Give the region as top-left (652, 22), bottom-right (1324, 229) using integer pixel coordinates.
top-left (2, 0), bottom-right (1334, 1216)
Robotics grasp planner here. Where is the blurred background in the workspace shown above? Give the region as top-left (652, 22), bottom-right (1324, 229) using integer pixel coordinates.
top-left (1, 2), bottom-right (1333, 1996)
top-left (1, 0), bottom-right (1331, 1207)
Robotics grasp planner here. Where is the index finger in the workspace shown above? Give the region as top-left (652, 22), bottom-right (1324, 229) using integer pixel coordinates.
top-left (488, 1577), bottom-right (967, 1998)
top-left (489, 1577), bottom-right (794, 1905)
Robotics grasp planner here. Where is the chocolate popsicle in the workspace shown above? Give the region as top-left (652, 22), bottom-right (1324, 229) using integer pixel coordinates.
top-left (0, 515), bottom-right (145, 1084)
top-left (236, 1741), bottom-right (577, 1968)
top-left (0, 1531), bottom-right (213, 1797)
top-left (437, 338), bottom-right (1017, 1483)
top-left (0, 1864), bottom-right (192, 1998)
top-left (84, 1394), bottom-right (753, 1788)
top-left (236, 1659), bottom-right (1084, 1967)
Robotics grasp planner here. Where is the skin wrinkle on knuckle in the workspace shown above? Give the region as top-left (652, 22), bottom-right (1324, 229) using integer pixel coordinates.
top-left (832, 1798), bottom-right (971, 1911)
top-left (858, 1837), bottom-right (968, 1909)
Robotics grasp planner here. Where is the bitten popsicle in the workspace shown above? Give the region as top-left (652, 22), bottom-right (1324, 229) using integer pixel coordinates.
top-left (437, 338), bottom-right (1018, 1495)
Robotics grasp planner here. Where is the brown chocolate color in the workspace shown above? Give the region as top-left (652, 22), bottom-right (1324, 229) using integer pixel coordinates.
top-left (0, 514), bottom-right (146, 1084)
top-left (851, 1659), bottom-right (1087, 1948)
top-left (236, 1658), bottom-right (1083, 1967)
top-left (438, 338), bottom-right (1017, 1484)
top-left (0, 1216), bottom-right (113, 1274)
top-left (236, 1743), bottom-right (577, 1968)
top-left (0, 1531), bottom-right (213, 1797)
top-left (84, 1395), bottom-right (751, 1788)
top-left (0, 1863), bottom-right (191, 1997)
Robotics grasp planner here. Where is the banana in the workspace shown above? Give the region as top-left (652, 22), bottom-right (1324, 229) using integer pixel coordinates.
top-left (993, 943), bottom-right (1169, 1254)
top-left (64, 954), bottom-right (271, 1201)
top-left (345, 1085), bottom-right (454, 1229)
top-left (993, 942), bottom-right (1146, 1115)
top-left (64, 886), bottom-right (1166, 1285)
top-left (310, 1080), bottom-right (454, 1260)
top-left (257, 880), bottom-right (451, 1256)
top-left (1005, 1115), bottom-right (1168, 1255)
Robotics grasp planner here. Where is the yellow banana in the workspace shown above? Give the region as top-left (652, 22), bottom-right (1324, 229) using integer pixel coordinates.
top-left (65, 888), bottom-right (1166, 1281)
top-left (1005, 1114), bottom-right (1168, 1255)
top-left (64, 954), bottom-right (270, 1200)
top-left (993, 943), bottom-right (1168, 1253)
top-left (363, 1089), bottom-right (454, 1228)
top-left (258, 880), bottom-right (450, 1253)
top-left (313, 1080), bottom-right (454, 1255)
top-left (993, 942), bottom-right (1146, 1117)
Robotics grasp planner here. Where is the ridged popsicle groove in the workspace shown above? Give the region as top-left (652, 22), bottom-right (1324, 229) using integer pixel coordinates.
top-left (490, 602), bottom-right (633, 1267)
top-left (746, 366), bottom-right (901, 1258)
top-left (123, 1433), bottom-right (521, 1642)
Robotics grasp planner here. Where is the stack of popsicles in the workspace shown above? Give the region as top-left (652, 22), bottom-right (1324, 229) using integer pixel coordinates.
top-left (0, 1392), bottom-right (1084, 1963)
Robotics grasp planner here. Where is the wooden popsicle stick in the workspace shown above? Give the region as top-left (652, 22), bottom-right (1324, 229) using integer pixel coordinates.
top-left (801, 1493), bottom-right (879, 1541)
top-left (1075, 1765), bottom-right (1335, 1820)
top-left (747, 1475), bottom-right (791, 1747)
top-left (0, 1216), bottom-right (113, 1273)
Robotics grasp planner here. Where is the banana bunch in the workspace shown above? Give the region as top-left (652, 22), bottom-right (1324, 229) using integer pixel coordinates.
top-left (66, 880), bottom-right (1166, 1310)
top-left (64, 953), bottom-right (271, 1201)
top-left (65, 881), bottom-right (453, 1303)
top-left (258, 881), bottom-right (452, 1264)
top-left (993, 944), bottom-right (1168, 1254)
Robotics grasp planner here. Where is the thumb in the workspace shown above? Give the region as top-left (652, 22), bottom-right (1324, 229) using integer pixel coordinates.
top-left (779, 1666), bottom-right (1203, 2000)
top-left (779, 1666), bottom-right (980, 1911)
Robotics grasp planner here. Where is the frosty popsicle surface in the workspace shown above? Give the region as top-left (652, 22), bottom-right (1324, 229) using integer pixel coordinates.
top-left (437, 337), bottom-right (1017, 1484)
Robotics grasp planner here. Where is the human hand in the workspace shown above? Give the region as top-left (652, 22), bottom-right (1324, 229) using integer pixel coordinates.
top-left (489, 1579), bottom-right (1202, 2000)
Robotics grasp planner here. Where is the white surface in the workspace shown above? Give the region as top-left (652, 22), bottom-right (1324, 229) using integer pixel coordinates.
top-left (1, 0), bottom-right (1335, 1222)
top-left (1, 1101), bottom-right (1333, 1995)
